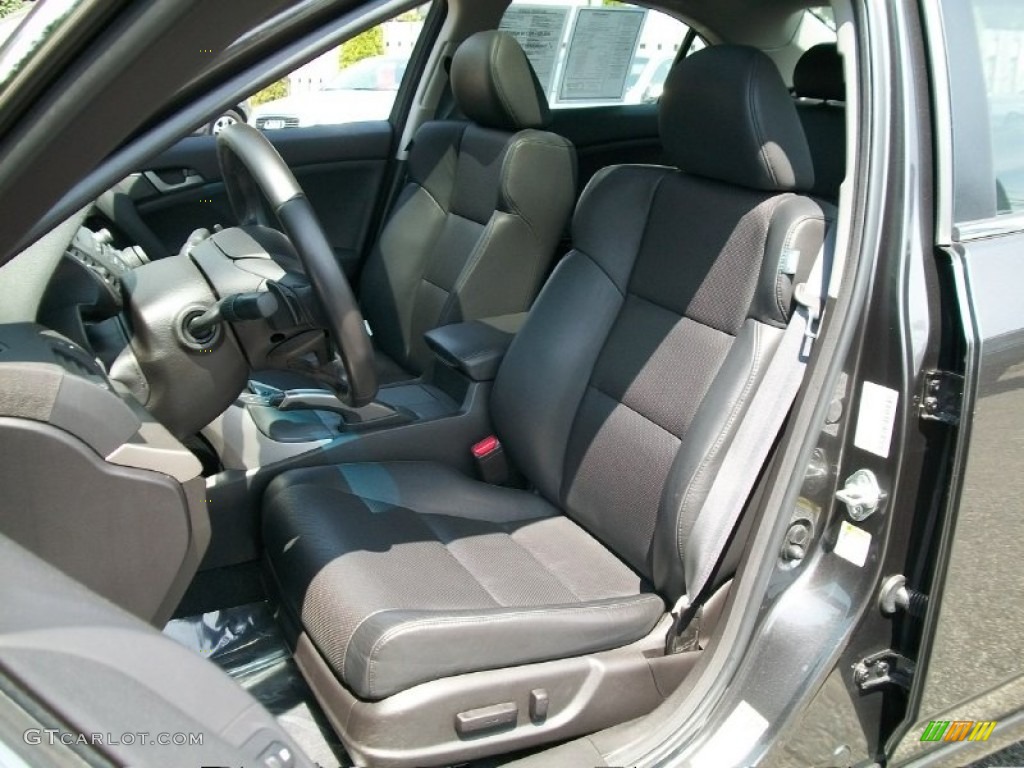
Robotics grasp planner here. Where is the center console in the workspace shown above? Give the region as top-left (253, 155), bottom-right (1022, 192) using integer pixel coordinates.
top-left (202, 315), bottom-right (523, 472)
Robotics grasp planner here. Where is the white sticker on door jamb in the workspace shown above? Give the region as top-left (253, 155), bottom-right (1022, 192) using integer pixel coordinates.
top-left (834, 520), bottom-right (872, 567)
top-left (853, 381), bottom-right (899, 458)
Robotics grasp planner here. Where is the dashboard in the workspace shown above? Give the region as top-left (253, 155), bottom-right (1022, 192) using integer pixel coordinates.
top-left (0, 284), bottom-right (208, 626)
top-left (38, 225), bottom-right (149, 366)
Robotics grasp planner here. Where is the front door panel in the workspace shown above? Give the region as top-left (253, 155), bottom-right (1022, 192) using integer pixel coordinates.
top-left (104, 121), bottom-right (393, 278)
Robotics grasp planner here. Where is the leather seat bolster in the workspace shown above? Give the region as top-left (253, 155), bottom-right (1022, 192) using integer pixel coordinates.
top-left (750, 195), bottom-right (829, 328)
top-left (499, 129), bottom-right (577, 243)
top-left (344, 594), bottom-right (665, 700)
top-left (571, 165), bottom-right (669, 291)
top-left (652, 319), bottom-right (784, 599)
top-left (492, 250), bottom-right (627, 503)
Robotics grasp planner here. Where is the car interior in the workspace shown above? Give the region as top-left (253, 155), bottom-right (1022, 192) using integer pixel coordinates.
top-left (0, 0), bottom-right (856, 766)
top-left (255, 28), bottom-right (577, 393)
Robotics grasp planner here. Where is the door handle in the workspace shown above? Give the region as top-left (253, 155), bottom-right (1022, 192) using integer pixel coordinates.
top-left (142, 168), bottom-right (205, 193)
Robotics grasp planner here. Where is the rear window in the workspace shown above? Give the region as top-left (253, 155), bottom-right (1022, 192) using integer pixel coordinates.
top-left (499, 1), bottom-right (699, 108)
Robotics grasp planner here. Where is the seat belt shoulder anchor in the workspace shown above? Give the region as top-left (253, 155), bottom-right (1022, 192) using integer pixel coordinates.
top-left (793, 280), bottom-right (825, 354)
top-left (666, 594), bottom-right (703, 654)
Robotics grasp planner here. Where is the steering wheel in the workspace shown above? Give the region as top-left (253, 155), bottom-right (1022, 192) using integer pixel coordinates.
top-left (216, 123), bottom-right (377, 407)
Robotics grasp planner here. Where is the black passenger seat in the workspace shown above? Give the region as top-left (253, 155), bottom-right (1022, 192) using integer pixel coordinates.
top-left (793, 43), bottom-right (846, 203)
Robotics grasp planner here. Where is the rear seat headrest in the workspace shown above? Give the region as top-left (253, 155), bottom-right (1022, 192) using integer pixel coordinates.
top-left (793, 43), bottom-right (845, 102)
top-left (659, 45), bottom-right (814, 193)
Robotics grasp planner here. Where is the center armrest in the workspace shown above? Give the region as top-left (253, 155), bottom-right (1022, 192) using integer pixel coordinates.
top-left (424, 313), bottom-right (526, 382)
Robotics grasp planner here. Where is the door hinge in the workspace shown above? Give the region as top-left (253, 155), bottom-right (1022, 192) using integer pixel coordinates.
top-left (853, 650), bottom-right (916, 692)
top-left (918, 370), bottom-right (964, 426)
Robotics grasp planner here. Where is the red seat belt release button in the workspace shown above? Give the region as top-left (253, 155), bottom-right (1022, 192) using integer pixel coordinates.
top-left (471, 435), bottom-right (508, 485)
top-left (471, 435), bottom-right (500, 458)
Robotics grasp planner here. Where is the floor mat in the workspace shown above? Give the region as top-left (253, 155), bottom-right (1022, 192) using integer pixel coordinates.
top-left (164, 601), bottom-right (350, 768)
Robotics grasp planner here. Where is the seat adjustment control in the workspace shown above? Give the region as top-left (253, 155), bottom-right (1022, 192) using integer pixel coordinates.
top-left (257, 741), bottom-right (295, 768)
top-left (529, 689), bottom-right (549, 722)
top-left (455, 702), bottom-right (518, 736)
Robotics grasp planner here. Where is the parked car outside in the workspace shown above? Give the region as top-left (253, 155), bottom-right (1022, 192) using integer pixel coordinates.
top-left (249, 55), bottom-right (409, 130)
top-left (197, 100), bottom-right (252, 136)
top-left (625, 54), bottom-right (673, 103)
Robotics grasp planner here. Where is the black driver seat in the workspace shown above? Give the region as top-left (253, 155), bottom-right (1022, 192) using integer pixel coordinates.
top-left (263, 31), bottom-right (576, 389)
top-left (264, 42), bottom-right (826, 730)
top-left (360, 31), bottom-right (576, 378)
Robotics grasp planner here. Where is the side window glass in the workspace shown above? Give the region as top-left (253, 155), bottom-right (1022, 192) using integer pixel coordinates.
top-left (0, 0), bottom-right (85, 98)
top-left (499, 2), bottom-right (701, 109)
top-left (246, 4), bottom-right (429, 133)
top-left (970, 0), bottom-right (1024, 215)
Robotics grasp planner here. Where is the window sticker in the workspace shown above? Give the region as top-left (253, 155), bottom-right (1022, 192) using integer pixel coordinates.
top-left (558, 7), bottom-right (646, 101)
top-left (499, 5), bottom-right (571, 96)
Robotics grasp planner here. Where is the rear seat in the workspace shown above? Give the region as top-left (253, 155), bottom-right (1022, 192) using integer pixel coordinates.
top-left (793, 43), bottom-right (846, 203)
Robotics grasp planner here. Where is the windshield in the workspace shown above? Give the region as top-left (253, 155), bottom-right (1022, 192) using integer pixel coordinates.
top-left (323, 57), bottom-right (407, 91)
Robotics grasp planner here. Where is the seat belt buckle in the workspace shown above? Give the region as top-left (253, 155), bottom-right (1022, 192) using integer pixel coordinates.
top-left (472, 435), bottom-right (510, 485)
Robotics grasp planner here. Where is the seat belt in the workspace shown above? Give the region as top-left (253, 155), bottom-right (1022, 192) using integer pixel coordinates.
top-left (667, 229), bottom-right (835, 651)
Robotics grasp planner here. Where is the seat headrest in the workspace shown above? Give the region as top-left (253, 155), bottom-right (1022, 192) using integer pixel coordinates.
top-left (793, 43), bottom-right (845, 102)
top-left (450, 31), bottom-right (551, 132)
top-left (659, 45), bottom-right (814, 193)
